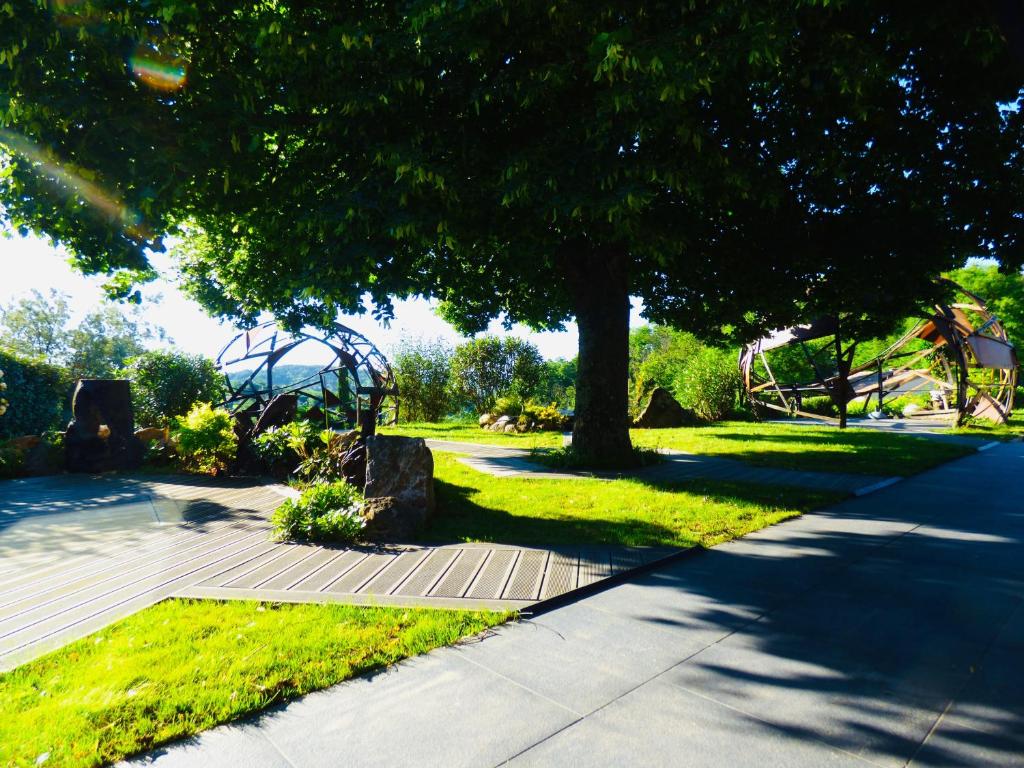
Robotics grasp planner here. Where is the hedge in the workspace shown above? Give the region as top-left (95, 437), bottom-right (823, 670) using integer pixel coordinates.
top-left (0, 350), bottom-right (71, 439)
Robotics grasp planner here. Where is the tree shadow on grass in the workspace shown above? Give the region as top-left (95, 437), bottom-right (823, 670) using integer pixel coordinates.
top-left (643, 430), bottom-right (976, 476)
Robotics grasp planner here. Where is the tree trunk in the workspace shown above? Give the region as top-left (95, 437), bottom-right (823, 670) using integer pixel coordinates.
top-left (833, 329), bottom-right (853, 430)
top-left (563, 246), bottom-right (634, 466)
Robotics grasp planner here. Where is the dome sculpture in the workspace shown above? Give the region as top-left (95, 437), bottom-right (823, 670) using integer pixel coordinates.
top-left (739, 280), bottom-right (1017, 426)
top-left (216, 320), bottom-right (398, 434)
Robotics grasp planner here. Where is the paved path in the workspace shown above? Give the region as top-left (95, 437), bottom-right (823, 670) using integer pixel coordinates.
top-left (427, 439), bottom-right (898, 495)
top-left (132, 440), bottom-right (1024, 767)
top-left (766, 417), bottom-right (996, 446)
top-left (0, 475), bottom-right (673, 670)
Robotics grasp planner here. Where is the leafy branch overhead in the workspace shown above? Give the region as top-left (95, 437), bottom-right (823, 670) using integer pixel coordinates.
top-left (1, 1), bottom-right (1022, 463)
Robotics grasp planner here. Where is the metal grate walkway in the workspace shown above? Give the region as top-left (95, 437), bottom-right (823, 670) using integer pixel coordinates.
top-left (0, 474), bottom-right (677, 670)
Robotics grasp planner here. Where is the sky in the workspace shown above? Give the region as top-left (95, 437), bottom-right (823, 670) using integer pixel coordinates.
top-left (0, 232), bottom-right (647, 362)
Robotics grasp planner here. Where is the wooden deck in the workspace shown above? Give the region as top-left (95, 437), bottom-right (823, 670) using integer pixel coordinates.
top-left (0, 474), bottom-right (677, 670)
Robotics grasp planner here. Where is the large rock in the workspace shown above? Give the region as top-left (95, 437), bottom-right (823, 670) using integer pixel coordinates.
top-left (65, 379), bottom-right (143, 472)
top-left (362, 435), bottom-right (435, 541)
top-left (633, 387), bottom-right (697, 429)
top-left (364, 435), bottom-right (435, 511)
top-left (361, 496), bottom-right (428, 541)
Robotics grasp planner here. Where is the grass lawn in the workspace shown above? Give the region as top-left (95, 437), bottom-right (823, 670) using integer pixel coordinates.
top-left (0, 599), bottom-right (508, 768)
top-left (381, 421), bottom-right (564, 448)
top-left (955, 410), bottom-right (1024, 438)
top-left (628, 421), bottom-right (979, 476)
top-left (385, 419), bottom-right (981, 476)
top-left (425, 451), bottom-right (840, 547)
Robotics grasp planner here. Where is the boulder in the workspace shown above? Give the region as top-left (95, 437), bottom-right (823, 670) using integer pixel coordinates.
top-left (361, 496), bottom-right (429, 541)
top-left (503, 422), bottom-right (519, 434)
top-left (633, 387), bottom-right (697, 429)
top-left (488, 415), bottom-right (513, 432)
top-left (65, 379), bottom-right (143, 472)
top-left (364, 434), bottom-right (435, 517)
top-left (479, 413), bottom-right (496, 427)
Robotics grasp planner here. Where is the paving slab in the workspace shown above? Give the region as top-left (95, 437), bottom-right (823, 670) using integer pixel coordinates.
top-left (125, 647), bottom-right (580, 768)
top-left (505, 678), bottom-right (874, 768)
top-left (128, 440), bottom-right (1024, 767)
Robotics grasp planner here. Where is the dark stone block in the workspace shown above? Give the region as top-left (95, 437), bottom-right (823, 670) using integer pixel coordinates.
top-left (65, 379), bottom-right (143, 473)
top-left (634, 387), bottom-right (698, 428)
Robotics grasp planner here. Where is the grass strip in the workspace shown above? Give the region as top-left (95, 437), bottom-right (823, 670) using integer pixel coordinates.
top-left (425, 451), bottom-right (841, 548)
top-left (0, 599), bottom-right (508, 768)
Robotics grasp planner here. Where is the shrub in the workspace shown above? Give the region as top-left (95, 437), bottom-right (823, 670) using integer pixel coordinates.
top-left (628, 326), bottom-right (702, 416)
top-left (0, 440), bottom-right (25, 479)
top-left (0, 350), bottom-right (70, 439)
top-left (536, 358), bottom-right (577, 410)
top-left (271, 481), bottom-right (364, 542)
top-left (295, 429), bottom-right (359, 483)
top-left (172, 403), bottom-right (237, 474)
top-left (121, 351), bottom-right (226, 428)
top-left (392, 337), bottom-right (454, 422)
top-left (450, 336), bottom-right (542, 414)
top-left (252, 421), bottom-right (316, 465)
top-left (674, 347), bottom-right (739, 422)
top-left (0, 368), bottom-right (7, 418)
top-left (518, 401), bottom-right (571, 431)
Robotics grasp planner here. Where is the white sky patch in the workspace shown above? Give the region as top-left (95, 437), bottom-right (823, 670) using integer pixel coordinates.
top-left (0, 232), bottom-right (647, 362)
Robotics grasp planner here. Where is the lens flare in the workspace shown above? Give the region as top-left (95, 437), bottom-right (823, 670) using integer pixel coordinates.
top-left (0, 129), bottom-right (147, 239)
top-left (129, 48), bottom-right (187, 92)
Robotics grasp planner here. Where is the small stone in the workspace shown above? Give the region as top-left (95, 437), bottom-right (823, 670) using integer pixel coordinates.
top-left (134, 427), bottom-right (168, 444)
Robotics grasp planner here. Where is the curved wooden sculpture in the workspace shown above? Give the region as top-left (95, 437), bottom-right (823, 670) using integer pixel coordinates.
top-left (216, 321), bottom-right (398, 435)
top-left (740, 281), bottom-right (1018, 426)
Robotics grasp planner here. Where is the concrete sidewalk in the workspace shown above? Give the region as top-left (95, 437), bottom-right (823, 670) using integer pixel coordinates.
top-left (426, 438), bottom-right (901, 495)
top-left (129, 440), bottom-right (1024, 767)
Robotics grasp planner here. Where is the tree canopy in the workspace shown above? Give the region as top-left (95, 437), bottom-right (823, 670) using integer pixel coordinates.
top-left (2, 1), bottom-right (1023, 461)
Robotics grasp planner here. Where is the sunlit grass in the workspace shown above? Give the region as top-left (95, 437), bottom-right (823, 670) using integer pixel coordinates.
top-left (385, 419), bottom-right (979, 476)
top-left (426, 450), bottom-right (839, 547)
top-left (0, 599), bottom-right (509, 768)
top-left (381, 421), bottom-right (564, 448)
top-left (628, 421), bottom-right (978, 476)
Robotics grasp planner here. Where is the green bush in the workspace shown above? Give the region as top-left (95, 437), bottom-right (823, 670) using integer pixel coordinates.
top-left (0, 350), bottom-right (70, 439)
top-left (392, 337), bottom-right (454, 422)
top-left (629, 326), bottom-right (702, 416)
top-left (450, 336), bottom-right (543, 414)
top-left (492, 394), bottom-right (524, 417)
top-left (518, 401), bottom-right (571, 431)
top-left (295, 429), bottom-right (359, 483)
top-left (0, 440), bottom-right (25, 479)
top-left (121, 351), bottom-right (226, 428)
top-left (674, 347), bottom-right (739, 422)
top-left (271, 481), bottom-right (364, 542)
top-left (252, 421), bottom-right (316, 464)
top-left (172, 403), bottom-right (237, 474)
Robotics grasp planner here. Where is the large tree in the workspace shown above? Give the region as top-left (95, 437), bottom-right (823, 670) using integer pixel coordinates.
top-left (2, 2), bottom-right (1023, 463)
